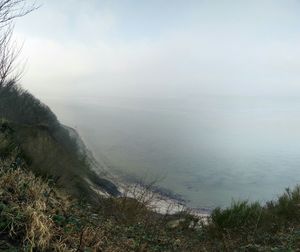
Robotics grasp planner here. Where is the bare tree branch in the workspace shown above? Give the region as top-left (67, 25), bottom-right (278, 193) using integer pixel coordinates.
top-left (0, 0), bottom-right (37, 27)
top-left (0, 0), bottom-right (37, 87)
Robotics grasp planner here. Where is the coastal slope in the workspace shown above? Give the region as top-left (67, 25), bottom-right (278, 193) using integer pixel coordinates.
top-left (0, 81), bottom-right (119, 200)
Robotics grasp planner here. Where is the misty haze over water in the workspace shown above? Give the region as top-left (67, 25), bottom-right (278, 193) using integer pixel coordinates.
top-left (43, 95), bottom-right (300, 209)
top-left (13, 1), bottom-right (300, 209)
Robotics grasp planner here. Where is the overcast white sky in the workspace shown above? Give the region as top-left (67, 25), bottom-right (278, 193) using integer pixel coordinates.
top-left (13, 0), bottom-right (300, 99)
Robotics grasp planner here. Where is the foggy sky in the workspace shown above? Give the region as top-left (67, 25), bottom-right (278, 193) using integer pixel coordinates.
top-left (13, 0), bottom-right (300, 99)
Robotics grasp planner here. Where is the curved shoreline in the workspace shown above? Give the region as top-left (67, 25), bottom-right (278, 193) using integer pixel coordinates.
top-left (93, 156), bottom-right (211, 216)
top-left (67, 125), bottom-right (211, 217)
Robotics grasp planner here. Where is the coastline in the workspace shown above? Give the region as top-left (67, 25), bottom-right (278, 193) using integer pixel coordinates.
top-left (92, 153), bottom-right (211, 217)
top-left (119, 182), bottom-right (211, 218)
top-left (67, 125), bottom-right (211, 217)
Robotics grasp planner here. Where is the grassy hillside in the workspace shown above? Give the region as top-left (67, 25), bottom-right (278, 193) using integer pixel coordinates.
top-left (2, 146), bottom-right (300, 251)
top-left (0, 151), bottom-right (201, 251)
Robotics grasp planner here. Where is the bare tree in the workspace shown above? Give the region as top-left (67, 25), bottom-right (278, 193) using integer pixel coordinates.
top-left (0, 0), bottom-right (36, 86)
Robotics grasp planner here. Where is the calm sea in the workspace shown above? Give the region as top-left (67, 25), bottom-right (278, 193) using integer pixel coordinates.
top-left (44, 96), bottom-right (300, 209)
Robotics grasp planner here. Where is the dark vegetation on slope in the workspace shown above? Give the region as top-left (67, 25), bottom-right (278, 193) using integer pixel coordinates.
top-left (0, 154), bottom-right (200, 251)
top-left (0, 81), bottom-right (120, 200)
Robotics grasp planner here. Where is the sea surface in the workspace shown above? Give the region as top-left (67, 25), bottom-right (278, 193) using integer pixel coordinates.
top-left (43, 95), bottom-right (300, 209)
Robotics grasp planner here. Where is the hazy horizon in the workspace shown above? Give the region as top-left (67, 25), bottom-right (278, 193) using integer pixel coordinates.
top-left (12, 0), bottom-right (300, 100)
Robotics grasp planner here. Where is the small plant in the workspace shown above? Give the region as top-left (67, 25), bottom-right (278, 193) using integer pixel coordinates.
top-left (211, 201), bottom-right (262, 230)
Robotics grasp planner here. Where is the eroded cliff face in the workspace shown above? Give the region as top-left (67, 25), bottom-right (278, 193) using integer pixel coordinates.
top-left (0, 120), bottom-right (120, 202)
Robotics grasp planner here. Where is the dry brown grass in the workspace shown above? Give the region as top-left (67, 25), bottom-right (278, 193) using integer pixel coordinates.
top-left (1, 165), bottom-right (53, 249)
top-left (0, 156), bottom-right (208, 251)
top-left (9, 147), bottom-right (296, 252)
top-left (0, 159), bottom-right (84, 251)
top-left (4, 153), bottom-right (300, 251)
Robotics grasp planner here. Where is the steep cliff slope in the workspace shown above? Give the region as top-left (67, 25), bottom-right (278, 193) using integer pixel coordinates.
top-left (0, 81), bottom-right (119, 201)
